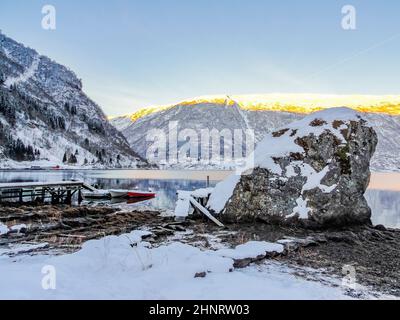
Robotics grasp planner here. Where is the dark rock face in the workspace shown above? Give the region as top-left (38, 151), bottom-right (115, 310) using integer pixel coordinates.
top-left (221, 110), bottom-right (378, 228)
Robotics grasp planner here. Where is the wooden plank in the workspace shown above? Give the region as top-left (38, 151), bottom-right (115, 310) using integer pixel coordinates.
top-left (189, 197), bottom-right (225, 227)
top-left (0, 181), bottom-right (86, 190)
top-left (82, 183), bottom-right (96, 191)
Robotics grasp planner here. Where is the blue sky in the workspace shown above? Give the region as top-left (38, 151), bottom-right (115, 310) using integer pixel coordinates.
top-left (1, 0), bottom-right (400, 115)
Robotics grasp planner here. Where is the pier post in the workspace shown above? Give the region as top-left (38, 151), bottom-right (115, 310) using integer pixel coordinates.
top-left (19, 189), bottom-right (23, 203)
top-left (78, 188), bottom-right (83, 204)
top-left (66, 190), bottom-right (72, 205)
top-left (0, 182), bottom-right (90, 205)
top-left (51, 191), bottom-right (56, 205)
top-left (206, 176), bottom-right (210, 188)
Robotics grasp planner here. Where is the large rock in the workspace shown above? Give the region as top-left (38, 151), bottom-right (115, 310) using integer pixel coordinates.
top-left (207, 108), bottom-right (378, 228)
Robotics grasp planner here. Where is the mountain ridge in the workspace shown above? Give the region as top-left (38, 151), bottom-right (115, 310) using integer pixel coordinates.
top-left (111, 98), bottom-right (400, 172)
top-left (113, 94), bottom-right (400, 123)
top-left (0, 33), bottom-right (148, 169)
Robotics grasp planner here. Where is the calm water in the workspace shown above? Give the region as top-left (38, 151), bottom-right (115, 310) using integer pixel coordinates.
top-left (0, 170), bottom-right (399, 228)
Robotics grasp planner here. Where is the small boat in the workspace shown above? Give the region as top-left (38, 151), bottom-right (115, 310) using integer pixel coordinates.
top-left (82, 190), bottom-right (111, 199)
top-left (109, 188), bottom-right (156, 199)
top-left (127, 196), bottom-right (155, 204)
top-left (127, 191), bottom-right (156, 198)
top-left (109, 189), bottom-right (129, 198)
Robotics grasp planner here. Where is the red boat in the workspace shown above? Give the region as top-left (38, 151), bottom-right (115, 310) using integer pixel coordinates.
top-left (127, 191), bottom-right (156, 198)
top-left (126, 196), bottom-right (155, 204)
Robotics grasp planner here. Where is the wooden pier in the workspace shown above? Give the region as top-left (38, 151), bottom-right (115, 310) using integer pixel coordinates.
top-left (0, 181), bottom-right (96, 204)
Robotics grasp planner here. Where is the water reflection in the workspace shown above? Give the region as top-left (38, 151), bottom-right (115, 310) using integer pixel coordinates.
top-left (366, 190), bottom-right (400, 228)
top-left (0, 170), bottom-right (217, 211)
top-left (0, 170), bottom-right (399, 228)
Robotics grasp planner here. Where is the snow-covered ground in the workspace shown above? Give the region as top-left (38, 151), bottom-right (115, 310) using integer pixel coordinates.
top-left (0, 230), bottom-right (386, 300)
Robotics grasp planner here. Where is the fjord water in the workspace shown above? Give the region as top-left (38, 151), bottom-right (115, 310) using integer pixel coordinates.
top-left (0, 170), bottom-right (399, 228)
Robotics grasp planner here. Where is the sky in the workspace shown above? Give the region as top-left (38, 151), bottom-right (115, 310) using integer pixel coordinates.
top-left (1, 0), bottom-right (400, 116)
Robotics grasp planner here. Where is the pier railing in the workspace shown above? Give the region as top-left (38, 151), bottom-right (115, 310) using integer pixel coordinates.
top-left (0, 181), bottom-right (95, 204)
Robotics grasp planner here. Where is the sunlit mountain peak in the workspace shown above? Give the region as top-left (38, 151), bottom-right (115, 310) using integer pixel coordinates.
top-left (122, 94), bottom-right (400, 122)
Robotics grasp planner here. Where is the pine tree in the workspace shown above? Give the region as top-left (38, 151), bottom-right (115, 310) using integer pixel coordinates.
top-left (64, 102), bottom-right (70, 113)
top-left (69, 153), bottom-right (77, 164)
top-left (62, 152), bottom-right (67, 163)
top-left (71, 105), bottom-right (77, 115)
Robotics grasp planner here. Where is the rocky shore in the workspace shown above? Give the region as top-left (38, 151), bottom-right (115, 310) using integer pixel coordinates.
top-left (0, 204), bottom-right (164, 254)
top-left (198, 222), bottom-right (400, 297)
top-left (1, 203), bottom-right (399, 297)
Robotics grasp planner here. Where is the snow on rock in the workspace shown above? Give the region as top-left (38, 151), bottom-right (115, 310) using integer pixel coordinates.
top-left (250, 107), bottom-right (361, 174)
top-left (0, 230), bottom-right (354, 299)
top-left (289, 197), bottom-right (310, 219)
top-left (207, 174), bottom-right (240, 213)
top-left (214, 241), bottom-right (284, 260)
top-left (208, 107), bottom-right (378, 228)
top-left (191, 188), bottom-right (214, 198)
top-left (175, 191), bottom-right (193, 217)
top-left (10, 224), bottom-right (27, 233)
top-left (0, 223), bottom-right (9, 235)
top-left (175, 188), bottom-right (214, 217)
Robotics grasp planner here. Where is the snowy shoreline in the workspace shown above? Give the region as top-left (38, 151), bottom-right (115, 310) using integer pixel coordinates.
top-left (0, 166), bottom-right (398, 173)
top-left (0, 228), bottom-right (390, 300)
top-left (0, 203), bottom-right (399, 299)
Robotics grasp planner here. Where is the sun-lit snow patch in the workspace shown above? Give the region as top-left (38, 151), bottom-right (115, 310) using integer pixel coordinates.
top-left (232, 93), bottom-right (400, 115)
top-left (119, 93), bottom-right (400, 123)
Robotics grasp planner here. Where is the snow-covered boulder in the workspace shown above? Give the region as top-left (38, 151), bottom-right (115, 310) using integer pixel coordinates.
top-left (208, 107), bottom-right (378, 228)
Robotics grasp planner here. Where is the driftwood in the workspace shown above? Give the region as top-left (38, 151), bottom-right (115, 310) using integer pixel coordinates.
top-left (189, 197), bottom-right (224, 227)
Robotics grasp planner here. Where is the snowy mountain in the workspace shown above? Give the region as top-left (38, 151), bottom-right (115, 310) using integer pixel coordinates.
top-left (0, 33), bottom-right (148, 168)
top-left (111, 96), bottom-right (400, 172)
